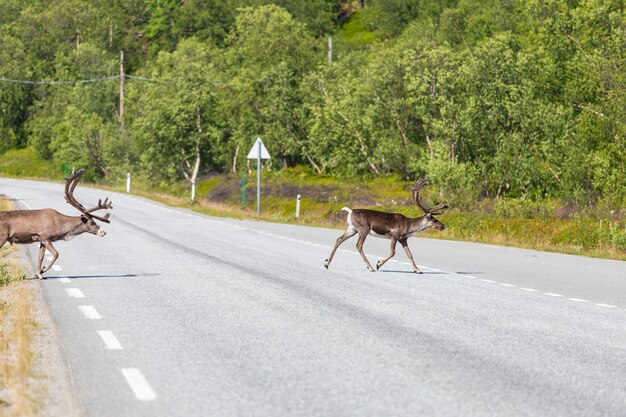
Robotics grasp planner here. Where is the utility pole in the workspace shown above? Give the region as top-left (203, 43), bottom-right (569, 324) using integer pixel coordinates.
top-left (328, 35), bottom-right (333, 65)
top-left (119, 50), bottom-right (125, 132)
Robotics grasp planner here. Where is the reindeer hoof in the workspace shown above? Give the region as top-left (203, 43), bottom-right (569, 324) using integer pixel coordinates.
top-left (324, 259), bottom-right (329, 269)
top-left (413, 269), bottom-right (422, 274)
top-left (367, 266), bottom-right (376, 272)
top-left (376, 261), bottom-right (381, 271)
top-left (36, 273), bottom-right (43, 279)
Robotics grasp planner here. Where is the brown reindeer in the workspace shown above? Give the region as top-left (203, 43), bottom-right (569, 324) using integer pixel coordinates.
top-left (0, 169), bottom-right (112, 278)
top-left (324, 177), bottom-right (448, 273)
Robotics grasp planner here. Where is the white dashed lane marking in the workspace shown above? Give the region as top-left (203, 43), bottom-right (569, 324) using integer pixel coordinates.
top-left (78, 305), bottom-right (102, 320)
top-left (65, 288), bottom-right (85, 298)
top-left (97, 330), bottom-right (123, 350)
top-left (122, 368), bottom-right (156, 401)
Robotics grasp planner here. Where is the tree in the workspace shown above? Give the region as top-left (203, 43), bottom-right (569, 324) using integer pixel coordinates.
top-left (0, 34), bottom-right (33, 151)
top-left (130, 38), bottom-right (223, 187)
top-left (221, 5), bottom-right (318, 172)
top-left (27, 43), bottom-right (120, 179)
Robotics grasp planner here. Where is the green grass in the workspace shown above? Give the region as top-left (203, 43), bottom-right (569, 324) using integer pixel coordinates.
top-left (1, 151), bottom-right (625, 261)
top-left (0, 147), bottom-right (59, 179)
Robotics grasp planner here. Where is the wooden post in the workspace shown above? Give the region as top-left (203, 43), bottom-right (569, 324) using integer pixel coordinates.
top-left (328, 35), bottom-right (333, 65)
top-left (119, 50), bottom-right (125, 132)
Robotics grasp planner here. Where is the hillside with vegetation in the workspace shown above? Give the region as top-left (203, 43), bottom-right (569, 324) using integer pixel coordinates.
top-left (1, 0), bottom-right (625, 256)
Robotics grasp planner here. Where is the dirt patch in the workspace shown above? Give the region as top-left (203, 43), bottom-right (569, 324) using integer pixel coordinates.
top-left (555, 201), bottom-right (581, 220)
top-left (206, 182), bottom-right (237, 202)
top-left (258, 184), bottom-right (339, 200)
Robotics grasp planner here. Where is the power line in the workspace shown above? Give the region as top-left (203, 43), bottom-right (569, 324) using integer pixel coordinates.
top-left (0, 75), bottom-right (119, 85)
top-left (0, 74), bottom-right (221, 85)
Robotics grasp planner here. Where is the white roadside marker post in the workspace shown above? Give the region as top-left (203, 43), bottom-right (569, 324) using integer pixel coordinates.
top-left (296, 194), bottom-right (301, 218)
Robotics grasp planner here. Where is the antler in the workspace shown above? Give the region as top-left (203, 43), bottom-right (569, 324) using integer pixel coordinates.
top-left (406, 177), bottom-right (449, 215)
top-left (64, 169), bottom-right (113, 223)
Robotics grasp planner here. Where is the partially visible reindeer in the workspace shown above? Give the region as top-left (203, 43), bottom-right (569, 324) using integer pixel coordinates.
top-left (324, 177), bottom-right (448, 273)
top-left (0, 169), bottom-right (112, 278)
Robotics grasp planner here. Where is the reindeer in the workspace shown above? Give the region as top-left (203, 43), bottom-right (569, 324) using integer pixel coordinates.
top-left (324, 177), bottom-right (448, 273)
top-left (0, 169), bottom-right (112, 278)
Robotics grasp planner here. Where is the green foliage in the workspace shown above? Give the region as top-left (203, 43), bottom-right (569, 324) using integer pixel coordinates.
top-left (0, 34), bottom-right (33, 150)
top-left (0, 147), bottom-right (59, 178)
top-left (130, 38), bottom-right (223, 184)
top-left (494, 197), bottom-right (559, 219)
top-left (1, 0), bottom-right (626, 213)
top-left (424, 141), bottom-right (479, 209)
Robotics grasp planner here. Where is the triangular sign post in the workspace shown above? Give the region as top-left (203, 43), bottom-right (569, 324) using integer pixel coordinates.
top-left (247, 137), bottom-right (271, 215)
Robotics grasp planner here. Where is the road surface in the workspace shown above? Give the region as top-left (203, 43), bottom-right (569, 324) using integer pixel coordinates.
top-left (1, 176), bottom-right (625, 417)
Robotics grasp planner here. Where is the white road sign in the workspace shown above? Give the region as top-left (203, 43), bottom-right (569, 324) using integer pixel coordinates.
top-left (247, 137), bottom-right (271, 159)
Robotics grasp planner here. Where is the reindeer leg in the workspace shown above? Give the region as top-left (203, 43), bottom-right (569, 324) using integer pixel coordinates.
top-left (39, 241), bottom-right (59, 278)
top-left (324, 228), bottom-right (357, 269)
top-left (376, 238), bottom-right (398, 271)
top-left (355, 232), bottom-right (376, 272)
top-left (399, 238), bottom-right (421, 274)
top-left (36, 243), bottom-right (46, 279)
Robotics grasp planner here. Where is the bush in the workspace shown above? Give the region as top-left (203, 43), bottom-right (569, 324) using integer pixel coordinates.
top-left (494, 197), bottom-right (559, 219)
top-left (423, 141), bottom-right (480, 210)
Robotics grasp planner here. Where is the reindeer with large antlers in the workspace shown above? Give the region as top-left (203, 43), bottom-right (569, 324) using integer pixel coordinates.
top-left (0, 169), bottom-right (112, 278)
top-left (324, 177), bottom-right (448, 273)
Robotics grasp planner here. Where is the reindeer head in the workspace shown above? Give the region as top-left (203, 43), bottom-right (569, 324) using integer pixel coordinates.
top-left (64, 169), bottom-right (113, 237)
top-left (407, 177), bottom-right (448, 231)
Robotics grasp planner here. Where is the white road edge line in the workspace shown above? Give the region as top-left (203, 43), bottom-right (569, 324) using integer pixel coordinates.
top-left (78, 305), bottom-right (101, 320)
top-left (58, 277), bottom-right (71, 283)
top-left (65, 288), bottom-right (85, 298)
top-left (122, 368), bottom-right (156, 401)
top-left (543, 292), bottom-right (563, 297)
top-left (520, 288), bottom-right (538, 292)
top-left (568, 298), bottom-right (588, 303)
top-left (97, 330), bottom-right (123, 350)
top-left (595, 303), bottom-right (616, 308)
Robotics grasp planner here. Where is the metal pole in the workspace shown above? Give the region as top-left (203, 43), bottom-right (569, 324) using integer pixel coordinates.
top-left (257, 140), bottom-right (261, 215)
top-left (126, 172), bottom-right (131, 193)
top-left (296, 194), bottom-right (301, 218)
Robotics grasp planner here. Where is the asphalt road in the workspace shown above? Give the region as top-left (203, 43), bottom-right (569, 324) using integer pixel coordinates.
top-left (1, 176), bottom-right (626, 417)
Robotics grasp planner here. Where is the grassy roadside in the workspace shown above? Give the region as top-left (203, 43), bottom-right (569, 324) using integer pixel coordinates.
top-left (0, 198), bottom-right (38, 417)
top-left (2, 147), bottom-right (626, 261)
